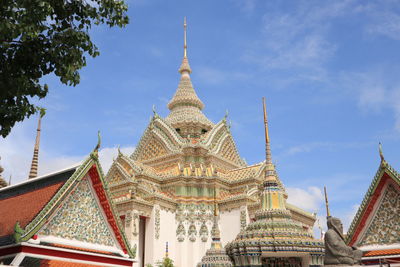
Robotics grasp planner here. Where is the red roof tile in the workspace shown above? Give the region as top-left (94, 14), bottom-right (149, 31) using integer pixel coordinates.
top-left (0, 181), bottom-right (64, 237)
top-left (364, 249), bottom-right (400, 257)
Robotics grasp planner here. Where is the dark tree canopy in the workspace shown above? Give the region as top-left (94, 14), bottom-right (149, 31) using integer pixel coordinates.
top-left (0, 0), bottom-right (129, 137)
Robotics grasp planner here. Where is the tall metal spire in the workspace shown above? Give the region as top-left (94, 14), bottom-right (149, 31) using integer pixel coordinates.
top-left (28, 112), bottom-right (44, 179)
top-left (262, 97), bottom-right (272, 165)
top-left (178, 17), bottom-right (192, 74)
top-left (183, 17), bottom-right (187, 58)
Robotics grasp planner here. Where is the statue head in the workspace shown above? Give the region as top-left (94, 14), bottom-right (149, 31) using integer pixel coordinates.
top-left (327, 217), bottom-right (343, 235)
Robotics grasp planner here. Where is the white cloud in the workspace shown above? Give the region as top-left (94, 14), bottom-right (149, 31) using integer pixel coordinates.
top-left (286, 186), bottom-right (324, 212)
top-left (0, 121), bottom-right (135, 185)
top-left (283, 141), bottom-right (372, 157)
top-left (242, 0), bottom-right (354, 75)
top-left (98, 146), bottom-right (135, 174)
top-left (340, 69), bottom-right (400, 132)
top-left (196, 66), bottom-right (250, 85)
top-left (343, 204), bottom-right (360, 233)
top-left (358, 2), bottom-right (400, 41)
top-left (232, 0), bottom-right (258, 14)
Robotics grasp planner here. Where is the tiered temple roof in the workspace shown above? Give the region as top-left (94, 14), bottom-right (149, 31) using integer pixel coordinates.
top-left (166, 18), bottom-right (214, 135)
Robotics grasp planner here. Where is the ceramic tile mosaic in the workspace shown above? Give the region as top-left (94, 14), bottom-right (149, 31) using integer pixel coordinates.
top-left (360, 184), bottom-right (400, 245)
top-left (39, 178), bottom-right (114, 246)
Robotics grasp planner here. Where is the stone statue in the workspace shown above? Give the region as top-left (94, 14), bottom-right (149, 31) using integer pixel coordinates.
top-left (324, 217), bottom-right (363, 265)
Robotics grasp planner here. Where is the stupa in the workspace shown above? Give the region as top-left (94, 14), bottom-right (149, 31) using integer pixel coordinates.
top-left (225, 98), bottom-right (324, 267)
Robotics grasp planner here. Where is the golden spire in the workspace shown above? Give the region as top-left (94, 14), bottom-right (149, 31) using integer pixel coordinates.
top-left (324, 186), bottom-right (331, 218)
top-left (28, 112), bottom-right (44, 179)
top-left (262, 97), bottom-right (272, 165)
top-left (183, 17), bottom-right (187, 58)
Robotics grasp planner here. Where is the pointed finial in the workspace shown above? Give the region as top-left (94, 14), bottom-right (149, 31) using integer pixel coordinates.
top-left (28, 110), bottom-right (45, 179)
top-left (262, 97), bottom-right (272, 164)
top-left (152, 104), bottom-right (156, 115)
top-left (225, 109), bottom-right (229, 119)
top-left (324, 186), bottom-right (331, 218)
top-left (183, 17), bottom-right (187, 58)
top-left (117, 145), bottom-right (122, 156)
top-left (379, 142), bottom-right (385, 162)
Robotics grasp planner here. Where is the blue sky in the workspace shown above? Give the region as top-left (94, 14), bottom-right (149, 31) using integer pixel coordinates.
top-left (2, 0), bottom-right (400, 231)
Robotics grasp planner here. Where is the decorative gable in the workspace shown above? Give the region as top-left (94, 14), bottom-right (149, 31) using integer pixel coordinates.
top-left (216, 135), bottom-right (245, 166)
top-left (359, 183), bottom-right (400, 246)
top-left (106, 163), bottom-right (131, 186)
top-left (39, 177), bottom-right (116, 247)
top-left (136, 134), bottom-right (168, 161)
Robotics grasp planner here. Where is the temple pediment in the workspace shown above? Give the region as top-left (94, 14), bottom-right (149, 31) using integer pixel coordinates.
top-left (358, 183), bottom-right (400, 246)
top-left (39, 177), bottom-right (118, 248)
top-left (347, 161), bottom-right (400, 247)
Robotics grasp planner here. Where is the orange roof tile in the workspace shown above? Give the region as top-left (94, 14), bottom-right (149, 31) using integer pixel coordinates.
top-left (41, 259), bottom-right (103, 267)
top-left (0, 181), bottom-right (64, 237)
top-left (364, 249), bottom-right (400, 257)
top-left (49, 243), bottom-right (114, 255)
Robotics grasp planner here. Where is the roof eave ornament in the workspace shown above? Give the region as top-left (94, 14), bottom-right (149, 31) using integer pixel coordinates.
top-left (379, 142), bottom-right (385, 163)
top-left (92, 131), bottom-right (101, 159)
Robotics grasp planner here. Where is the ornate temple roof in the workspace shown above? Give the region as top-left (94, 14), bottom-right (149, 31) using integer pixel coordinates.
top-left (0, 151), bottom-right (135, 261)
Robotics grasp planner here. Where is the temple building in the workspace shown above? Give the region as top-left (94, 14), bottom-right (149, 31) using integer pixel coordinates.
top-left (0, 148), bottom-right (136, 266)
top-left (346, 146), bottom-right (400, 266)
top-left (105, 19), bottom-right (322, 267)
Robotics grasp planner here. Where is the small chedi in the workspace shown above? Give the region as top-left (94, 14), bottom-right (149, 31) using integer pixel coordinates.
top-left (323, 187), bottom-right (363, 266)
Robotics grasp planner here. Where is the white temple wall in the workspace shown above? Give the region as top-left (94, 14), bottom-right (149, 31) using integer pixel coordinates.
top-left (144, 207), bottom-right (156, 266)
top-left (220, 207), bottom-right (245, 245)
top-left (157, 208), bottom-right (176, 261)
top-left (174, 223), bottom-right (212, 267)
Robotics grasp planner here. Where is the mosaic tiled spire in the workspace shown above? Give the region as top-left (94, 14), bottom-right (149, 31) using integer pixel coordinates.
top-left (166, 17), bottom-right (213, 135)
top-left (260, 97), bottom-right (285, 210)
top-left (28, 113), bottom-right (44, 179)
top-left (0, 157), bottom-right (8, 188)
top-left (225, 98), bottom-right (324, 266)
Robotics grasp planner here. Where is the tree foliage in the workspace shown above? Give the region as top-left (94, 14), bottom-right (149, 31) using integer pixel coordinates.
top-left (156, 257), bottom-right (175, 267)
top-left (0, 0), bottom-right (129, 137)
